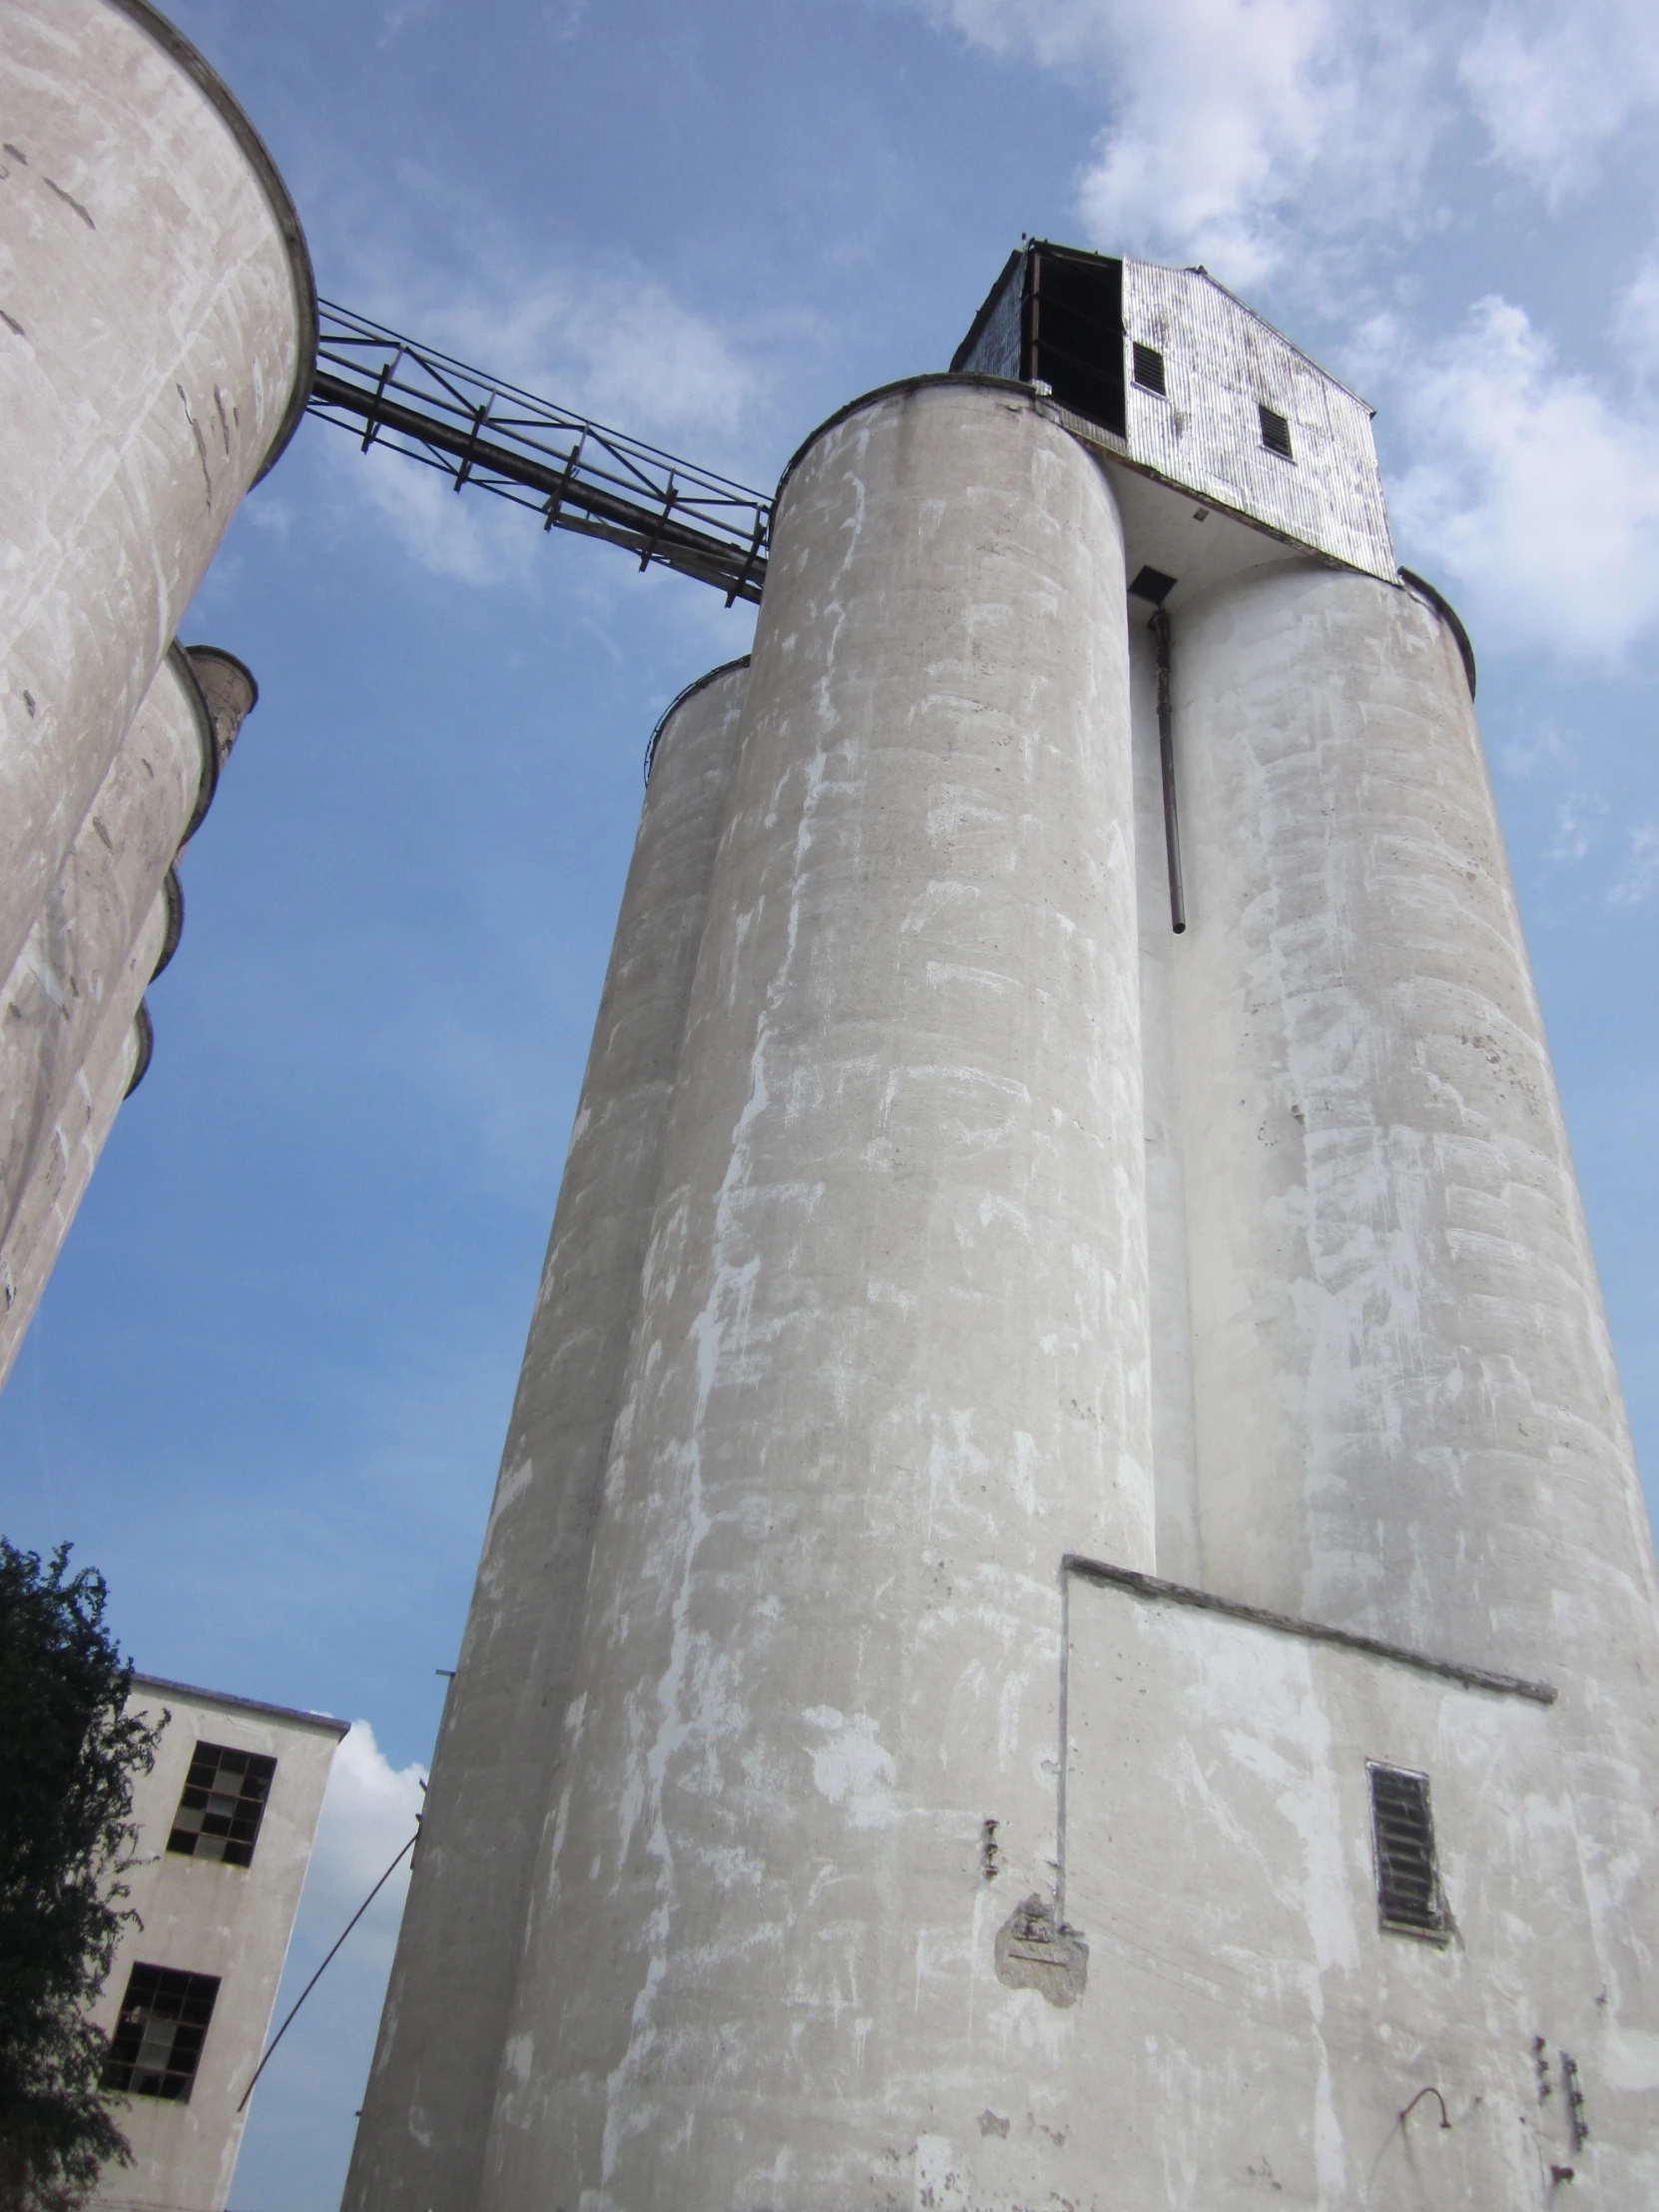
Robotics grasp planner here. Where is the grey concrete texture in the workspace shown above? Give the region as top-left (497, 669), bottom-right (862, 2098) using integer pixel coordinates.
top-left (0, 0), bottom-right (308, 987)
top-left (350, 382), bottom-right (1659, 2209)
top-left (0, 895), bottom-right (162, 1391)
top-left (344, 666), bottom-right (752, 2212)
top-left (0, 638), bottom-right (255, 1392)
top-left (1162, 558), bottom-right (1659, 2118)
top-left (1060, 1572), bottom-right (1659, 2207)
top-left (90, 1682), bottom-right (343, 2212)
top-left (473, 382), bottom-right (1150, 2209)
top-left (0, 651), bottom-right (205, 1278)
top-left (1165, 561), bottom-right (1659, 1662)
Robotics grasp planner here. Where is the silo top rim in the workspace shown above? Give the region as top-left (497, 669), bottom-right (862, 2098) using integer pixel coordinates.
top-left (775, 371), bottom-right (1037, 509)
top-left (108, 0), bottom-right (318, 481)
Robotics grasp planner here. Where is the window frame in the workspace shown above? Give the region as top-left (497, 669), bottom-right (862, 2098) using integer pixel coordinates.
top-left (102, 1962), bottom-right (222, 2102)
top-left (167, 1739), bottom-right (278, 1869)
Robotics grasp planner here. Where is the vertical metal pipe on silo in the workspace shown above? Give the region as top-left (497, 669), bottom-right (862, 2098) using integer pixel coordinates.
top-left (1169, 558), bottom-right (1659, 1678)
top-left (0, 0), bottom-right (311, 984)
top-left (473, 379), bottom-right (1149, 2210)
top-left (343, 663), bottom-right (750, 2212)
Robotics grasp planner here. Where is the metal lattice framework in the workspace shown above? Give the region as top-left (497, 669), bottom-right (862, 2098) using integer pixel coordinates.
top-left (306, 301), bottom-right (772, 605)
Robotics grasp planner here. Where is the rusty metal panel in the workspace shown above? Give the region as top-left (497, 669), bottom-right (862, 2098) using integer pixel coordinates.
top-left (1120, 260), bottom-right (1396, 581)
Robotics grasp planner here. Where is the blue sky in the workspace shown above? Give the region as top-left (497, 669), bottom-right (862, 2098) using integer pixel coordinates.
top-left (6, 1), bottom-right (1659, 2203)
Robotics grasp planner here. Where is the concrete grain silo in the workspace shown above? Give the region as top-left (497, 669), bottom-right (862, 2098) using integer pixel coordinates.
top-left (346, 242), bottom-right (1659, 2212)
top-left (0, 0), bottom-right (310, 1375)
top-left (351, 248), bottom-right (1659, 2207)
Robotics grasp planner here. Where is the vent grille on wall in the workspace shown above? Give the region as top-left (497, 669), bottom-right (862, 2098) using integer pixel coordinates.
top-left (1369, 1763), bottom-right (1448, 1941)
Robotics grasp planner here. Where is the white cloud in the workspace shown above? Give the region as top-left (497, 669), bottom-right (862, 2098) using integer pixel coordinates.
top-left (424, 270), bottom-right (759, 450)
top-left (1550, 794), bottom-right (1608, 865)
top-left (1613, 258), bottom-right (1659, 378)
top-left (231, 1722), bottom-right (425, 2208)
top-left (1389, 297), bottom-right (1659, 658)
top-left (927, 0), bottom-right (1441, 282)
top-left (1459, 0), bottom-right (1659, 196)
top-left (300, 1718), bottom-right (426, 1942)
top-left (924, 0), bottom-right (1659, 285)
top-left (320, 431), bottom-right (535, 590)
top-left (1610, 824), bottom-right (1659, 905)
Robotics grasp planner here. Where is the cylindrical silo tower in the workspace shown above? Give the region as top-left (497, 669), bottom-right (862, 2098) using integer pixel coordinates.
top-left (0, 898), bottom-right (166, 1385)
top-left (0, 0), bottom-right (312, 985)
top-left (0, 642), bottom-right (257, 1385)
top-left (347, 663), bottom-right (753, 2212)
top-left (477, 379), bottom-right (1148, 2209)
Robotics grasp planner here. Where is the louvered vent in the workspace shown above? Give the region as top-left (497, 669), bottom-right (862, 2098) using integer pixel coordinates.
top-left (1368, 1764), bottom-right (1448, 1941)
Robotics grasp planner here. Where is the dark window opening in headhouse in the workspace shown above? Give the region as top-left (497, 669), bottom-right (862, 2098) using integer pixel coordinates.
top-left (1133, 342), bottom-right (1167, 395)
top-left (1021, 245), bottom-right (1128, 439)
top-left (1259, 404), bottom-right (1294, 458)
top-left (1369, 1764), bottom-right (1448, 1941)
top-left (950, 243), bottom-right (1127, 438)
top-left (167, 1741), bottom-right (277, 1868)
top-left (102, 1964), bottom-right (221, 2101)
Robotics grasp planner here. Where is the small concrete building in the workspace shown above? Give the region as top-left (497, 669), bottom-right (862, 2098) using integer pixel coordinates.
top-left (90, 1677), bottom-right (346, 2212)
top-left (349, 245), bottom-right (1659, 2209)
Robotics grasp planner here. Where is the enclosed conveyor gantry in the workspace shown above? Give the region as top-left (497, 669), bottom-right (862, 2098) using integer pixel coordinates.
top-left (306, 301), bottom-right (772, 605)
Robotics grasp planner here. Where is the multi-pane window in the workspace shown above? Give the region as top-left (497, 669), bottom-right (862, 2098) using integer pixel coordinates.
top-left (1369, 1762), bottom-right (1448, 1941)
top-left (102, 1963), bottom-right (221, 2101)
top-left (167, 1741), bottom-right (277, 1868)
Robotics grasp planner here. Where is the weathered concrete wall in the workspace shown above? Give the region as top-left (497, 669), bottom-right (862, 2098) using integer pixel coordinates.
top-left (1163, 561), bottom-right (1659, 2171)
top-left (344, 665), bottom-right (751, 2212)
top-left (90, 1680), bottom-right (345, 2212)
top-left (1167, 562), bottom-right (1659, 1666)
top-left (0, 652), bottom-right (205, 1256)
top-left (0, 642), bottom-right (255, 1389)
top-left (0, 0), bottom-right (310, 984)
top-left (0, 892), bottom-right (163, 1389)
top-left (1057, 1567), bottom-right (1659, 2208)
top-left (473, 380), bottom-right (1147, 2210)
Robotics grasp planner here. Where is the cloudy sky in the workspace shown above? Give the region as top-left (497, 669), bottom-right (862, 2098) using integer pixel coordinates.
top-left (7, 0), bottom-right (1659, 2203)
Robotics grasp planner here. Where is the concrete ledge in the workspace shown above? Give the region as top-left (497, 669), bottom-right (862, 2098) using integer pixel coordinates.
top-left (1062, 1553), bottom-right (1557, 1705)
top-left (132, 1672), bottom-right (351, 1737)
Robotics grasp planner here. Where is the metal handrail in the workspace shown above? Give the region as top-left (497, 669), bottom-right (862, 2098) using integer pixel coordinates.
top-left (305, 301), bottom-right (772, 605)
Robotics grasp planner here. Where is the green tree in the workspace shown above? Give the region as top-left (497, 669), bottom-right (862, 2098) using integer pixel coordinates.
top-left (0, 1542), bottom-right (164, 2212)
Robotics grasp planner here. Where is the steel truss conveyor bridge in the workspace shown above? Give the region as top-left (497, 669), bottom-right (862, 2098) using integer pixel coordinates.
top-left (306, 301), bottom-right (772, 606)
